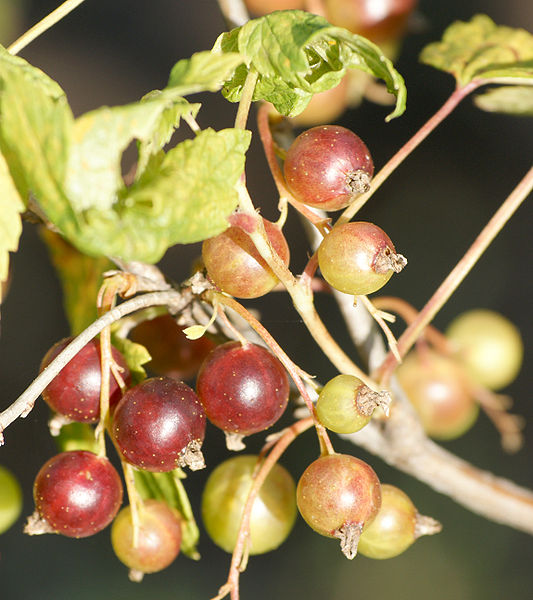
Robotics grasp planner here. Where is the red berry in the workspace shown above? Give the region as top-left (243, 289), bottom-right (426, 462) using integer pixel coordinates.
top-left (40, 337), bottom-right (131, 423)
top-left (130, 314), bottom-right (216, 380)
top-left (112, 377), bottom-right (206, 472)
top-left (196, 342), bottom-right (290, 444)
top-left (284, 125), bottom-right (374, 211)
top-left (32, 451), bottom-right (123, 538)
top-left (296, 454), bottom-right (381, 558)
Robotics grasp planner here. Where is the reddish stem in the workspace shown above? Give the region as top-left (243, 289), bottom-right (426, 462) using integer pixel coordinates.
top-left (379, 165), bottom-right (533, 384)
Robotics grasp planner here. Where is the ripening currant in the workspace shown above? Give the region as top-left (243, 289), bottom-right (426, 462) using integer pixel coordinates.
top-left (284, 125), bottom-right (374, 211)
top-left (202, 215), bottom-right (290, 299)
top-left (112, 377), bottom-right (206, 472)
top-left (30, 450), bottom-right (123, 538)
top-left (196, 341), bottom-right (290, 449)
top-left (358, 484), bottom-right (442, 559)
top-left (111, 500), bottom-right (182, 579)
top-left (316, 374), bottom-right (391, 434)
top-left (296, 453), bottom-right (382, 558)
top-left (318, 221), bottom-right (406, 296)
top-left (40, 337), bottom-right (131, 423)
top-left (201, 455), bottom-right (297, 554)
top-left (396, 349), bottom-right (479, 440)
top-left (445, 309), bottom-right (523, 391)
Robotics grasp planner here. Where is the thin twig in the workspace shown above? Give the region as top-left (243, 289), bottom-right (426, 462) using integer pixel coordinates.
top-left (0, 290), bottom-right (187, 443)
top-left (8, 0), bottom-right (87, 55)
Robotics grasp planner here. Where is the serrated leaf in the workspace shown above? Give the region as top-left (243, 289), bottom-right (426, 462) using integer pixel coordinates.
top-left (167, 50), bottom-right (245, 92)
top-left (0, 45), bottom-right (73, 218)
top-left (110, 334), bottom-right (151, 384)
top-left (136, 91), bottom-right (201, 176)
top-left (0, 150), bottom-right (24, 284)
top-left (64, 97), bottom-right (185, 213)
top-left (474, 85), bottom-right (533, 116)
top-left (213, 10), bottom-right (406, 119)
top-left (40, 228), bottom-right (113, 335)
top-left (420, 15), bottom-right (533, 87)
top-left (133, 469), bottom-right (200, 560)
top-left (59, 128), bottom-right (250, 262)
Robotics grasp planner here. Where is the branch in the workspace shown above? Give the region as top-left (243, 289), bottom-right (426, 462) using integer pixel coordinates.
top-left (0, 290), bottom-right (187, 444)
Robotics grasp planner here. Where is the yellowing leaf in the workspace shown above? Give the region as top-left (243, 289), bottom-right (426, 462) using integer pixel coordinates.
top-left (0, 150), bottom-right (24, 284)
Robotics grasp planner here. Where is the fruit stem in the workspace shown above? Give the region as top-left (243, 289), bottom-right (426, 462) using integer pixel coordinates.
top-left (234, 68), bottom-right (259, 130)
top-left (378, 164), bottom-right (533, 385)
top-left (337, 80), bottom-right (483, 224)
top-left (213, 417), bottom-right (314, 600)
top-left (216, 0), bottom-right (249, 29)
top-left (122, 461), bottom-right (143, 549)
top-left (7, 0), bottom-right (87, 55)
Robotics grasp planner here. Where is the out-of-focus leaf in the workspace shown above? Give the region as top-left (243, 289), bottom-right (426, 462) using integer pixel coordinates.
top-left (420, 15), bottom-right (533, 87)
top-left (474, 85), bottom-right (533, 115)
top-left (213, 10), bottom-right (406, 119)
top-left (40, 228), bottom-right (113, 335)
top-left (0, 150), bottom-right (23, 285)
top-left (55, 422), bottom-right (99, 454)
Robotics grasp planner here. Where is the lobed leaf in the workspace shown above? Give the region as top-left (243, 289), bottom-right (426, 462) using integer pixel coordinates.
top-left (167, 50), bottom-right (245, 92)
top-left (213, 10), bottom-right (406, 120)
top-left (420, 15), bottom-right (533, 87)
top-left (0, 150), bottom-right (24, 284)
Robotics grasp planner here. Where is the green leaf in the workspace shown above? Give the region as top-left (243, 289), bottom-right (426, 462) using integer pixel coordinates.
top-left (40, 228), bottom-right (113, 335)
top-left (167, 50), bottom-right (245, 92)
top-left (474, 85), bottom-right (533, 116)
top-left (213, 10), bottom-right (406, 120)
top-left (59, 127), bottom-right (250, 263)
top-left (133, 469), bottom-right (200, 560)
top-left (0, 45), bottom-right (73, 218)
top-left (136, 91), bottom-right (201, 176)
top-left (110, 334), bottom-right (151, 385)
top-left (64, 97), bottom-right (187, 213)
top-left (0, 150), bottom-right (24, 284)
top-left (55, 422), bottom-right (99, 454)
top-left (420, 15), bottom-right (533, 87)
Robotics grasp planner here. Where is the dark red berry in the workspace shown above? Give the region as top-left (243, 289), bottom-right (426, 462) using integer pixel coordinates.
top-left (196, 342), bottom-right (290, 443)
top-left (130, 314), bottom-right (216, 380)
top-left (32, 450), bottom-right (123, 538)
top-left (112, 377), bottom-right (206, 472)
top-left (40, 337), bottom-right (131, 423)
top-left (284, 125), bottom-right (374, 211)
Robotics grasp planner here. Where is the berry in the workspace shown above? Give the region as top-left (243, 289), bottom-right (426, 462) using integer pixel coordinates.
top-left (284, 125), bottom-right (374, 211)
top-left (446, 309), bottom-right (523, 391)
top-left (0, 464), bottom-right (23, 534)
top-left (396, 350), bottom-right (479, 440)
top-left (358, 484), bottom-right (441, 559)
top-left (201, 455), bottom-right (296, 554)
top-left (40, 337), bottom-right (131, 423)
top-left (111, 500), bottom-right (182, 577)
top-left (296, 453), bottom-right (381, 558)
top-left (202, 215), bottom-right (290, 299)
top-left (318, 221), bottom-right (406, 295)
top-left (316, 374), bottom-right (389, 434)
top-left (325, 0), bottom-right (418, 44)
top-left (112, 377), bottom-right (206, 472)
top-left (31, 451), bottom-right (123, 538)
top-left (130, 313), bottom-right (216, 380)
top-left (196, 341), bottom-right (290, 446)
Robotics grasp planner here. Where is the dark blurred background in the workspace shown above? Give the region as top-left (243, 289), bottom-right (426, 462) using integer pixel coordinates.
top-left (0, 1), bottom-right (532, 599)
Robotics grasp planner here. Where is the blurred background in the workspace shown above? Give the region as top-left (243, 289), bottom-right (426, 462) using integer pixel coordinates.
top-left (0, 0), bottom-right (532, 598)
